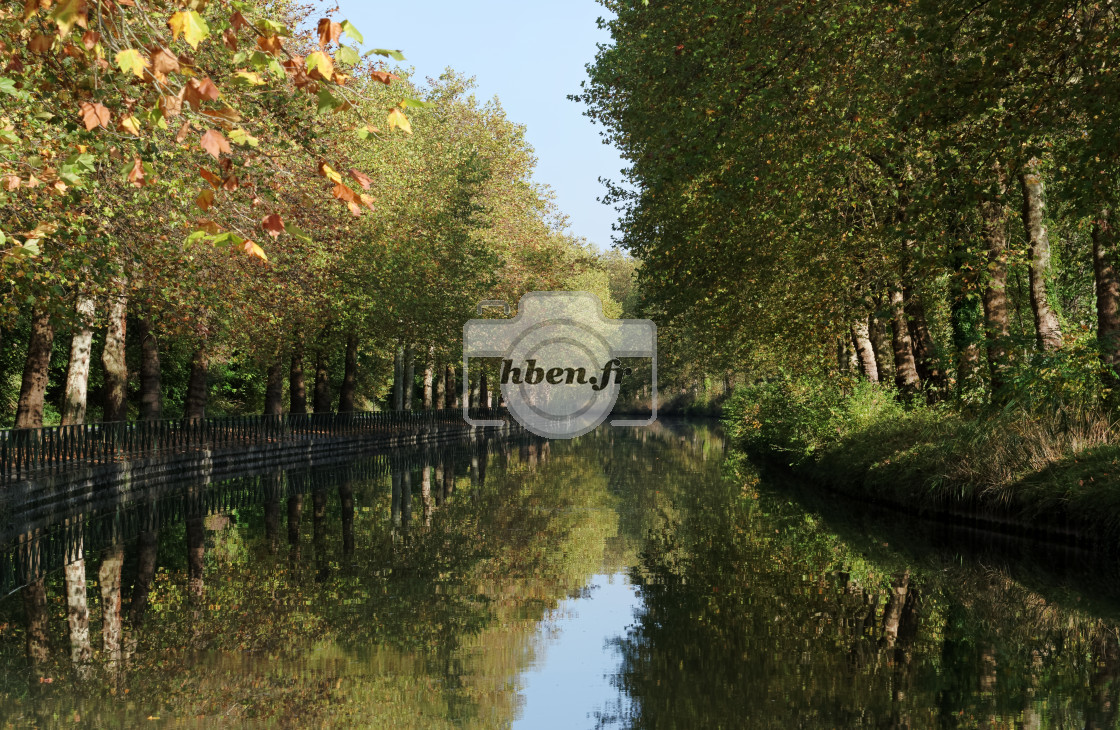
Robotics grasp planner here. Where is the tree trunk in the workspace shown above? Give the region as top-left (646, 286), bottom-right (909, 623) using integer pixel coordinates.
top-left (287, 494), bottom-right (303, 562)
top-left (22, 576), bottom-right (49, 673)
top-left (289, 345), bottom-right (307, 415)
top-left (851, 319), bottom-right (879, 383)
top-left (128, 529), bottom-right (158, 627)
top-left (61, 297), bottom-right (96, 426)
top-left (338, 335), bottom-right (358, 413)
top-left (869, 302), bottom-right (894, 385)
top-left (102, 280), bottom-right (128, 423)
top-left (1020, 162), bottom-right (1063, 351)
top-left (64, 524), bottom-right (92, 680)
top-left (421, 465), bottom-right (433, 527)
top-left (982, 180), bottom-right (1012, 394)
top-left (313, 346), bottom-right (331, 414)
top-left (403, 345), bottom-right (415, 411)
top-left (264, 472), bottom-right (282, 555)
top-left (186, 517), bottom-right (205, 599)
top-left (264, 360), bottom-right (284, 416)
top-left (15, 308), bottom-right (55, 429)
top-left (340, 480), bottom-right (355, 556)
top-left (421, 347), bottom-right (434, 409)
top-left (889, 289), bottom-right (921, 394)
top-left (446, 365), bottom-right (457, 409)
top-left (312, 488), bottom-right (328, 581)
top-left (99, 542), bottom-right (124, 674)
top-left (136, 313), bottom-right (161, 421)
top-left (880, 570), bottom-right (911, 651)
top-left (184, 348), bottom-right (208, 421)
top-left (393, 346), bottom-right (404, 411)
top-left (479, 372), bottom-right (490, 409)
top-left (905, 292), bottom-right (944, 391)
top-left (434, 361), bottom-right (446, 409)
top-left (1093, 208), bottom-right (1120, 387)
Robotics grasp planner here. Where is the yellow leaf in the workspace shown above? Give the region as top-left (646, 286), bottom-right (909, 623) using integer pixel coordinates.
top-left (118, 115), bottom-right (142, 135)
top-left (115, 49), bottom-right (149, 79)
top-left (168, 11), bottom-right (209, 51)
top-left (234, 70), bottom-right (265, 86)
top-left (319, 163), bottom-right (343, 184)
top-left (387, 108), bottom-right (411, 134)
top-left (228, 128), bottom-right (259, 147)
top-left (305, 51), bottom-right (333, 81)
top-left (242, 240), bottom-right (268, 262)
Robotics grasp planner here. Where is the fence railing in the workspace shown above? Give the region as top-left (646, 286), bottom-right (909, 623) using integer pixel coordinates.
top-left (0, 408), bottom-right (510, 480)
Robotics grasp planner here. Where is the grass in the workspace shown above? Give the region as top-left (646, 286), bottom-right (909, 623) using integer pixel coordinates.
top-left (724, 376), bottom-right (1120, 542)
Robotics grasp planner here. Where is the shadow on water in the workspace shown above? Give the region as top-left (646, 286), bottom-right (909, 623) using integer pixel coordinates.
top-left (3, 421), bottom-right (1120, 727)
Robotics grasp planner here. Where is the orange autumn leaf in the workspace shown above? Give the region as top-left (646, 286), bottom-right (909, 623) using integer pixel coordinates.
top-left (371, 70), bottom-right (399, 86)
top-left (184, 77), bottom-right (219, 110)
top-left (150, 47), bottom-right (179, 81)
top-left (160, 91), bottom-right (183, 118)
top-left (127, 157), bottom-right (146, 187)
top-left (196, 187), bottom-right (214, 211)
top-left (257, 35), bottom-right (282, 55)
top-left (348, 168), bottom-right (372, 190)
top-left (230, 11), bottom-right (252, 31)
top-left (78, 101), bottom-right (110, 130)
top-left (200, 129), bottom-right (230, 159)
top-left (331, 182), bottom-right (358, 204)
top-left (317, 19), bottom-right (341, 49)
top-left (261, 214), bottom-right (284, 239)
top-left (199, 167), bottom-right (221, 187)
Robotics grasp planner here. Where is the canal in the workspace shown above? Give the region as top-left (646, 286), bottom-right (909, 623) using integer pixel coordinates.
top-left (2, 421), bottom-right (1119, 727)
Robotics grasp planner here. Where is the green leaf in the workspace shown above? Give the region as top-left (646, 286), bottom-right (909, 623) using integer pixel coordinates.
top-left (400, 98), bottom-right (435, 109)
top-left (254, 18), bottom-right (291, 37)
top-left (0, 78), bottom-right (19, 97)
top-left (340, 20), bottom-right (364, 45)
top-left (229, 128), bottom-right (259, 147)
top-left (367, 48), bottom-right (406, 61)
top-left (211, 232), bottom-right (245, 248)
top-left (336, 45), bottom-right (360, 67)
top-left (284, 223), bottom-right (312, 242)
top-left (50, 0), bottom-right (83, 36)
top-left (316, 88), bottom-right (344, 115)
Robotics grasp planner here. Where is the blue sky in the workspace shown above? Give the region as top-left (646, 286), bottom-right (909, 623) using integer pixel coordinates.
top-left (335, 0), bottom-right (626, 250)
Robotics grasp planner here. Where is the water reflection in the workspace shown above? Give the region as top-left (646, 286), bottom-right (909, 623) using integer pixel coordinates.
top-left (2, 424), bottom-right (1120, 727)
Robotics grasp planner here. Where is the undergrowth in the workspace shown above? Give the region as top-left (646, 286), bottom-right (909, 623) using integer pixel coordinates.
top-left (723, 375), bottom-right (1120, 539)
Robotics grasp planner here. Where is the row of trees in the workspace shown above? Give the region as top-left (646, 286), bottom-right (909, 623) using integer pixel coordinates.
top-left (1, 0), bottom-right (628, 428)
top-left (580, 0), bottom-right (1120, 403)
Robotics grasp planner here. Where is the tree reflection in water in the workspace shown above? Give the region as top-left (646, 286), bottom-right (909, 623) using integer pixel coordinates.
top-left (2, 426), bottom-right (1120, 727)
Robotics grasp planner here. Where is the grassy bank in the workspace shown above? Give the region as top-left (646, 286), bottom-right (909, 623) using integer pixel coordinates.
top-left (723, 377), bottom-right (1120, 542)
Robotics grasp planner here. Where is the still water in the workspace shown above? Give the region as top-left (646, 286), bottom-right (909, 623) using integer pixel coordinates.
top-left (2, 421), bottom-right (1120, 727)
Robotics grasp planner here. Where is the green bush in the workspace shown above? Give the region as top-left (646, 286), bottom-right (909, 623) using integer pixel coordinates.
top-left (724, 375), bottom-right (902, 465)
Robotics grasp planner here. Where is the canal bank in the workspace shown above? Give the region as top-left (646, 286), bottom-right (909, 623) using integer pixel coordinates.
top-left (724, 377), bottom-right (1120, 548)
